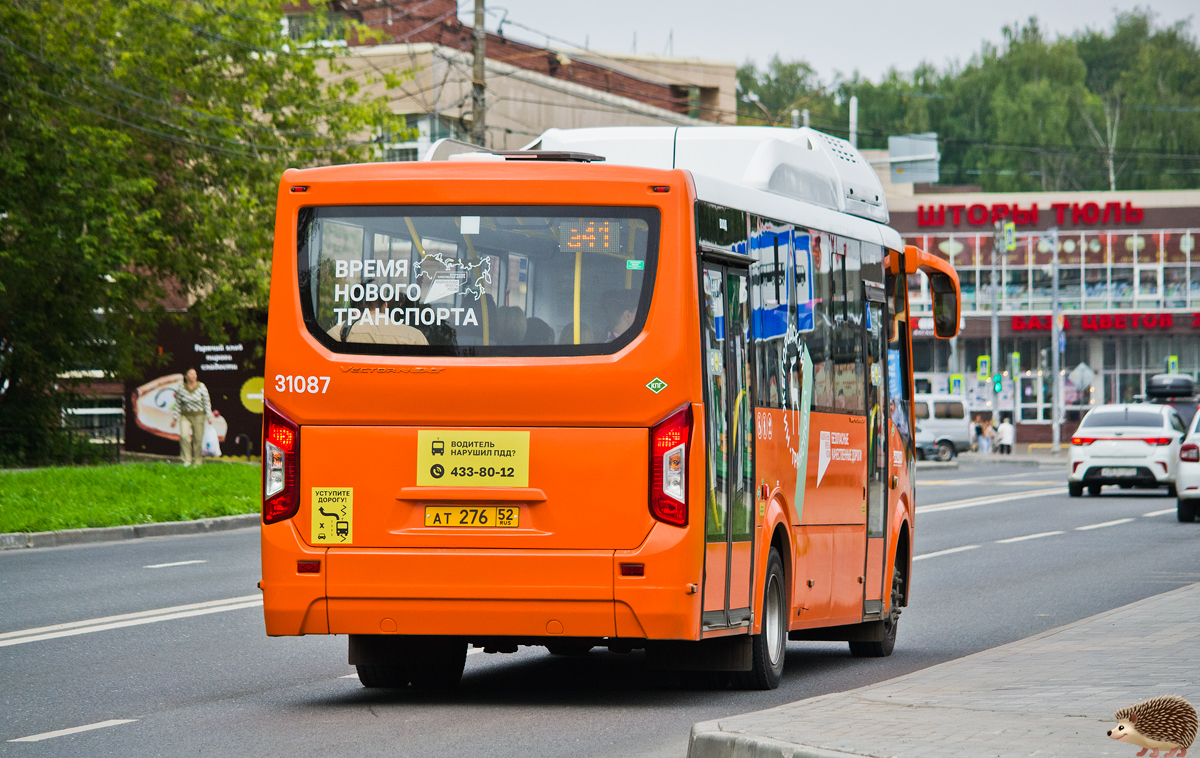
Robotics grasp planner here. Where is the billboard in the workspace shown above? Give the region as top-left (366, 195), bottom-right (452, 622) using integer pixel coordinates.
top-left (125, 321), bottom-right (264, 458)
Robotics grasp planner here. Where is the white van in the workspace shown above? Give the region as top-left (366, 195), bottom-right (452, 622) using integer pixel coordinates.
top-left (914, 394), bottom-right (971, 461)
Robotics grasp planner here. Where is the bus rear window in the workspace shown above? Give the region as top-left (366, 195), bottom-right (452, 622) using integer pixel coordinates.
top-left (297, 206), bottom-right (659, 356)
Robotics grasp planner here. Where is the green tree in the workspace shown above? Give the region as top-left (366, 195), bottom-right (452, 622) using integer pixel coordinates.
top-left (737, 56), bottom-right (833, 126)
top-left (0, 0), bottom-right (407, 464)
top-left (766, 12), bottom-right (1200, 191)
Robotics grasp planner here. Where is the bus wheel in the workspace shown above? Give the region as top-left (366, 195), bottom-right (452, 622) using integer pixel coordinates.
top-left (406, 637), bottom-right (468, 691)
top-left (356, 664), bottom-right (409, 688)
top-left (850, 562), bottom-right (903, 658)
top-left (734, 548), bottom-right (786, 690)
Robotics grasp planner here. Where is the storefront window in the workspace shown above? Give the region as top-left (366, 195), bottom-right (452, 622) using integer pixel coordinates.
top-left (1110, 266), bottom-right (1134, 308)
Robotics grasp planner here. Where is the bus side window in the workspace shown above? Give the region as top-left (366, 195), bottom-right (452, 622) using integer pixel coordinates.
top-left (810, 232), bottom-right (835, 411)
top-left (749, 220), bottom-right (792, 409)
top-left (887, 268), bottom-right (913, 445)
top-left (834, 239), bottom-right (864, 414)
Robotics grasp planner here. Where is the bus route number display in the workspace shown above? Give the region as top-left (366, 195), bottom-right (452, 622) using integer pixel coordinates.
top-left (559, 219), bottom-right (622, 252)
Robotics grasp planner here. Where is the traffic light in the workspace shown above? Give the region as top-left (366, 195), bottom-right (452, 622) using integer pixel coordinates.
top-left (993, 373), bottom-right (1003, 394)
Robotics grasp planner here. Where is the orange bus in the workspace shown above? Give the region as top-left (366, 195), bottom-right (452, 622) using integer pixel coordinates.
top-left (260, 126), bottom-right (960, 690)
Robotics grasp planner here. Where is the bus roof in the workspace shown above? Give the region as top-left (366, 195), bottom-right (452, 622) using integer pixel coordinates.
top-left (526, 126), bottom-right (894, 232)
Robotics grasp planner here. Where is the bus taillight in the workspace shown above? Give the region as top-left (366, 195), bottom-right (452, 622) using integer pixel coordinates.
top-left (650, 406), bottom-right (692, 527)
top-left (263, 401), bottom-right (300, 524)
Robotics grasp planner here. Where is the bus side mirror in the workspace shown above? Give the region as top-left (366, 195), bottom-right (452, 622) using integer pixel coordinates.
top-left (928, 272), bottom-right (959, 339)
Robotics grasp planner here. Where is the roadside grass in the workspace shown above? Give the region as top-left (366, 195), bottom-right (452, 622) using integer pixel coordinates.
top-left (0, 462), bottom-right (260, 534)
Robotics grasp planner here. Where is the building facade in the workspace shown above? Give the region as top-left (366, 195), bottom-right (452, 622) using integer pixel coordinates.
top-left (296, 0), bottom-right (736, 158)
top-left (884, 183), bottom-right (1200, 440)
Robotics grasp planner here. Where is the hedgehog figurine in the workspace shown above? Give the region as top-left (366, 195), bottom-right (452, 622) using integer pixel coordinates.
top-left (1108, 695), bottom-right (1198, 757)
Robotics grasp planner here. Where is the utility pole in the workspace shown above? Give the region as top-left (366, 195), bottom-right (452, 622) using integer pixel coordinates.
top-left (991, 223), bottom-right (1002, 413)
top-left (470, 0), bottom-right (486, 147)
top-left (849, 96), bottom-right (858, 147)
top-left (1049, 227), bottom-right (1062, 453)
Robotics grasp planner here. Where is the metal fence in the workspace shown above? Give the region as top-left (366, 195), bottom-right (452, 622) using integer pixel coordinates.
top-left (0, 409), bottom-right (124, 467)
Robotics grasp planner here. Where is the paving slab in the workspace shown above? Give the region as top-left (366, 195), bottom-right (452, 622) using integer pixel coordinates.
top-left (689, 582), bottom-right (1200, 758)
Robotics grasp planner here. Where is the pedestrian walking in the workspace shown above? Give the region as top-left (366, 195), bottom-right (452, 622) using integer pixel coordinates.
top-left (997, 416), bottom-right (1015, 455)
top-left (979, 418), bottom-right (994, 455)
top-left (972, 415), bottom-right (984, 452)
top-left (170, 368), bottom-right (212, 466)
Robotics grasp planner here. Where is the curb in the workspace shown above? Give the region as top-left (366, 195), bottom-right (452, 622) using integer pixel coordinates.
top-left (915, 460), bottom-right (958, 470)
top-left (689, 721), bottom-right (862, 758)
top-left (0, 513), bottom-right (260, 550)
top-left (955, 457), bottom-right (1047, 468)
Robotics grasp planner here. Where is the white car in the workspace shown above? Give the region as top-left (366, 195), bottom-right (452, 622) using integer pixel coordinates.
top-left (1068, 404), bottom-right (1187, 497)
top-left (1176, 411), bottom-right (1200, 522)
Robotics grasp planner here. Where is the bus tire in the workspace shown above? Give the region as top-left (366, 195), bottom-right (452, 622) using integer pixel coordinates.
top-left (406, 637), bottom-right (468, 691)
top-left (356, 664), bottom-right (409, 688)
top-left (849, 560), bottom-right (902, 658)
top-left (734, 548), bottom-right (786, 690)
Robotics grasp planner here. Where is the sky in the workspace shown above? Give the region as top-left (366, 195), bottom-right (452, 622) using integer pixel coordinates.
top-left (459, 0), bottom-right (1198, 82)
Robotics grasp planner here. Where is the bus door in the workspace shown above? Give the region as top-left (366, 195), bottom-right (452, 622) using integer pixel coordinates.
top-left (863, 280), bottom-right (889, 615)
top-left (700, 263), bottom-right (756, 630)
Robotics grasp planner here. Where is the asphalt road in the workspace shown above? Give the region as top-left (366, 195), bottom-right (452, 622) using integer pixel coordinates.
top-left (3, 460), bottom-right (1198, 757)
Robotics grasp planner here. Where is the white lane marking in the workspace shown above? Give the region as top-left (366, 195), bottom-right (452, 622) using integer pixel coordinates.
top-left (1076, 518), bottom-right (1136, 531)
top-left (913, 545), bottom-right (979, 561)
top-left (144, 560), bottom-right (207, 569)
top-left (9, 719), bottom-right (137, 742)
top-left (0, 595), bottom-right (262, 647)
top-left (916, 487), bottom-right (1063, 514)
top-left (340, 674), bottom-right (359, 679)
top-left (1143, 508), bottom-right (1176, 517)
top-left (0, 594), bottom-right (260, 640)
top-left (920, 479), bottom-right (1060, 486)
top-left (995, 531), bottom-right (1065, 544)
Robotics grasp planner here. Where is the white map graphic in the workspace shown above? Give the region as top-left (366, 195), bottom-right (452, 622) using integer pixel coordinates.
top-left (413, 250), bottom-right (491, 303)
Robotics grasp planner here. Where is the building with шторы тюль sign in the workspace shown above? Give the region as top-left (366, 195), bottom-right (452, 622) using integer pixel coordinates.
top-left (865, 153), bottom-right (1200, 443)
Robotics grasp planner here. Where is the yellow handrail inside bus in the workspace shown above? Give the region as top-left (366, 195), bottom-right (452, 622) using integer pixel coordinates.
top-left (626, 224), bottom-right (635, 289)
top-left (573, 249), bottom-right (582, 344)
top-left (461, 233), bottom-right (490, 346)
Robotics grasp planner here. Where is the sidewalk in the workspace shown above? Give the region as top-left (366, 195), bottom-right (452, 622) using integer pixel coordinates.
top-left (689, 582), bottom-right (1200, 758)
top-left (955, 446), bottom-right (1068, 468)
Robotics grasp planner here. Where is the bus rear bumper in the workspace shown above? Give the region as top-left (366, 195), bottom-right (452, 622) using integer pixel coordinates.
top-left (261, 520), bottom-right (329, 637)
top-left (261, 523), bottom-right (703, 640)
top-left (326, 548), bottom-right (616, 637)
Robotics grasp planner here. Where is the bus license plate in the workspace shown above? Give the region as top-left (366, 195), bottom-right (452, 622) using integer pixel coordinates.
top-left (1101, 467), bottom-right (1137, 477)
top-left (424, 506), bottom-right (519, 528)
